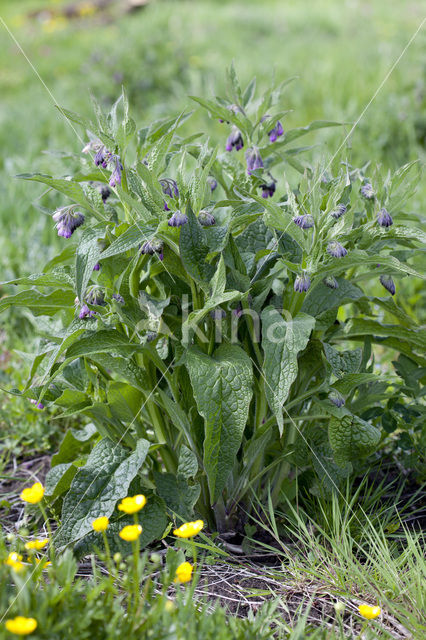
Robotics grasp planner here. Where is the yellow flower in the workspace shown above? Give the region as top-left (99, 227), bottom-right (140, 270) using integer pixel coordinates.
top-left (174, 561), bottom-right (193, 584)
top-left (25, 539), bottom-right (49, 551)
top-left (5, 616), bottom-right (37, 635)
top-left (173, 520), bottom-right (204, 538)
top-left (92, 516), bottom-right (109, 532)
top-left (5, 552), bottom-right (25, 572)
top-left (20, 482), bottom-right (44, 504)
top-left (358, 604), bottom-right (381, 619)
top-left (117, 495), bottom-right (147, 514)
top-left (119, 524), bottom-right (142, 541)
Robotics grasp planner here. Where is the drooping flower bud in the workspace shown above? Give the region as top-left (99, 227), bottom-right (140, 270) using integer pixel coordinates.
top-left (109, 156), bottom-right (123, 188)
top-left (86, 287), bottom-right (105, 306)
top-left (330, 204), bottom-right (347, 219)
top-left (226, 126), bottom-right (244, 152)
top-left (260, 181), bottom-right (276, 199)
top-left (329, 390), bottom-right (345, 407)
top-left (198, 210), bottom-right (216, 227)
top-left (294, 273), bottom-right (311, 293)
top-left (112, 293), bottom-right (125, 304)
top-left (79, 303), bottom-right (96, 319)
top-left (52, 206), bottom-right (85, 239)
top-left (379, 275), bottom-right (396, 295)
top-left (168, 211), bottom-right (188, 227)
top-left (323, 276), bottom-right (339, 289)
top-left (141, 239), bottom-right (164, 255)
top-left (159, 178), bottom-right (179, 199)
top-left (327, 241), bottom-right (348, 258)
top-left (207, 176), bottom-right (217, 191)
top-left (268, 120), bottom-right (284, 143)
top-left (360, 183), bottom-right (375, 200)
top-left (245, 147), bottom-right (264, 175)
top-left (94, 145), bottom-right (109, 168)
top-left (377, 207), bottom-right (393, 228)
top-left (293, 214), bottom-right (314, 229)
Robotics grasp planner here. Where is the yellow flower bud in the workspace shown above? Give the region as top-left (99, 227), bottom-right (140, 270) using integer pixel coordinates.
top-left (119, 524), bottom-right (142, 541)
top-left (20, 482), bottom-right (45, 504)
top-left (173, 520), bottom-right (204, 539)
top-left (358, 604), bottom-right (381, 619)
top-left (5, 616), bottom-right (37, 635)
top-left (174, 561), bottom-right (193, 584)
top-left (25, 539), bottom-right (49, 551)
top-left (92, 516), bottom-right (109, 532)
top-left (117, 495), bottom-right (147, 514)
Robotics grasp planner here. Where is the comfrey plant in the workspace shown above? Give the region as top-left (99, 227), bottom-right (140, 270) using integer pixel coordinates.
top-left (2, 69), bottom-right (424, 551)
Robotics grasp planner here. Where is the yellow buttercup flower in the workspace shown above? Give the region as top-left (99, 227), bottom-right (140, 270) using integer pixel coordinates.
top-left (358, 604), bottom-right (381, 619)
top-left (5, 616), bottom-right (37, 635)
top-left (20, 482), bottom-right (44, 504)
top-left (25, 539), bottom-right (49, 551)
top-left (92, 516), bottom-right (109, 532)
top-left (174, 561), bottom-right (193, 584)
top-left (119, 524), bottom-right (142, 541)
top-left (117, 495), bottom-right (147, 514)
top-left (5, 552), bottom-right (25, 572)
top-left (173, 520), bottom-right (204, 539)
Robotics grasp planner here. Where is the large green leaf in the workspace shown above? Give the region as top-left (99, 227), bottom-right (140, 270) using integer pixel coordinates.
top-left (323, 343), bottom-right (362, 378)
top-left (154, 472), bottom-right (200, 520)
top-left (100, 224), bottom-right (156, 259)
top-left (301, 278), bottom-right (364, 316)
top-left (75, 226), bottom-right (105, 302)
top-left (54, 438), bottom-right (150, 550)
top-left (179, 206), bottom-right (214, 284)
top-left (16, 173), bottom-right (99, 215)
top-left (261, 308), bottom-right (315, 434)
top-left (186, 344), bottom-right (253, 501)
top-left (328, 413), bottom-right (381, 465)
top-left (0, 289), bottom-right (75, 315)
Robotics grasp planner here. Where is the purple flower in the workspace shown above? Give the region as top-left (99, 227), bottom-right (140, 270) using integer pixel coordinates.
top-left (168, 211), bottom-right (188, 227)
top-left (207, 176), bottom-right (217, 191)
top-left (198, 210), bottom-right (216, 227)
top-left (86, 287), bottom-right (105, 306)
top-left (112, 293), bottom-right (125, 304)
top-left (377, 207), bottom-right (393, 228)
top-left (109, 156), bottom-right (123, 188)
top-left (268, 120), bottom-right (284, 143)
top-left (294, 273), bottom-right (311, 293)
top-left (293, 214), bottom-right (314, 229)
top-left (141, 239), bottom-right (164, 255)
top-left (226, 126), bottom-right (244, 151)
top-left (246, 147), bottom-right (263, 175)
top-left (52, 207), bottom-right (85, 239)
top-left (93, 263), bottom-right (101, 271)
top-left (160, 178), bottom-right (179, 199)
top-left (100, 185), bottom-right (111, 202)
top-left (260, 181), bottom-right (276, 199)
top-left (329, 390), bottom-right (345, 407)
top-left (360, 183), bottom-right (375, 200)
top-left (327, 241), bottom-right (348, 258)
top-left (94, 146), bottom-right (109, 168)
top-left (79, 303), bottom-right (96, 319)
top-left (323, 276), bottom-right (339, 289)
top-left (30, 399), bottom-right (44, 410)
top-left (330, 204), bottom-right (347, 219)
top-left (379, 275), bottom-right (396, 295)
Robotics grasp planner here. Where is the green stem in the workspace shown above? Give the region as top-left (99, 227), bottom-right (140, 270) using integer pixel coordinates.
top-left (132, 514), bottom-right (140, 614)
top-left (38, 502), bottom-right (54, 564)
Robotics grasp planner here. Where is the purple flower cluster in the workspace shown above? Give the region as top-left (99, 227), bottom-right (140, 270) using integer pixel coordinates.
top-left (293, 214), bottom-right (314, 229)
top-left (198, 210), bottom-right (216, 227)
top-left (52, 206), bottom-right (85, 239)
top-left (260, 181), bottom-right (276, 199)
top-left (377, 207), bottom-right (393, 228)
top-left (327, 241), bottom-right (348, 258)
top-left (141, 238), bottom-right (164, 259)
top-left (294, 273), bottom-right (311, 293)
top-left (207, 176), bottom-right (217, 192)
top-left (160, 178), bottom-right (179, 211)
top-left (268, 120), bottom-right (284, 143)
top-left (329, 390), bottom-right (345, 408)
top-left (30, 399), bottom-right (44, 410)
top-left (323, 276), bottom-right (339, 289)
top-left (330, 204), bottom-right (347, 219)
top-left (226, 126), bottom-right (244, 152)
top-left (360, 183), bottom-right (375, 200)
top-left (245, 147), bottom-right (263, 175)
top-left (168, 211), bottom-right (188, 227)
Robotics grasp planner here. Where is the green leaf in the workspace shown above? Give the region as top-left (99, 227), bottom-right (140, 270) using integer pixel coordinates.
top-left (301, 278), bottom-right (364, 316)
top-left (107, 382), bottom-right (143, 423)
top-left (178, 445), bottom-right (198, 479)
top-left (100, 224), bottom-right (156, 259)
top-left (51, 423), bottom-right (98, 466)
top-left (261, 308), bottom-right (315, 434)
top-left (179, 206), bottom-right (214, 284)
top-left (154, 472), bottom-right (200, 520)
top-left (54, 438), bottom-right (150, 550)
top-left (0, 289), bottom-right (75, 316)
top-left (16, 173), bottom-right (98, 214)
top-left (328, 413), bottom-right (381, 465)
top-left (186, 344), bottom-right (253, 501)
top-left (323, 344), bottom-right (362, 378)
top-left (261, 120), bottom-right (342, 157)
top-left (45, 463), bottom-right (79, 500)
top-left (0, 270), bottom-right (73, 288)
top-left (332, 373), bottom-right (384, 396)
top-left (76, 226), bottom-right (105, 302)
